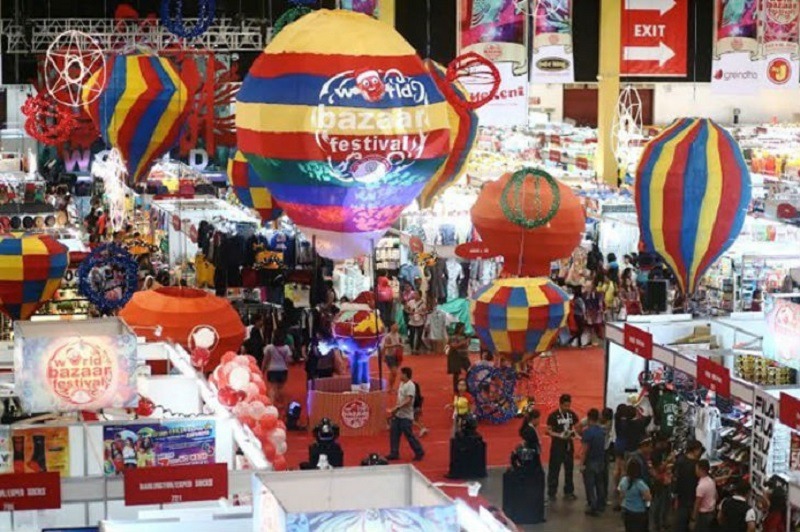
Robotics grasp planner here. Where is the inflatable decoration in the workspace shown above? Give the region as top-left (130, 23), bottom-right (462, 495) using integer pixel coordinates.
top-left (120, 287), bottom-right (244, 370)
top-left (76, 243), bottom-right (138, 315)
top-left (635, 117), bottom-right (751, 295)
top-left (227, 150), bottom-right (283, 222)
top-left (333, 302), bottom-right (385, 390)
top-left (236, 9), bottom-right (450, 259)
top-left (0, 235), bottom-right (69, 321)
top-left (83, 54), bottom-right (191, 183)
top-left (160, 0), bottom-right (216, 39)
top-left (471, 168), bottom-right (584, 277)
top-left (470, 277), bottom-right (570, 358)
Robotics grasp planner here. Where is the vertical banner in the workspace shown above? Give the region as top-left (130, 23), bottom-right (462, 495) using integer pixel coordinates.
top-left (458, 0), bottom-right (530, 126)
top-left (712, 0), bottom-right (761, 93)
top-left (751, 389), bottom-right (778, 502)
top-left (761, 0), bottom-right (800, 88)
top-left (530, 0), bottom-right (574, 83)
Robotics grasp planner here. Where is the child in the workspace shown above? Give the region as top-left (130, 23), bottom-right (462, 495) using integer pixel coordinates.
top-left (446, 378), bottom-right (474, 437)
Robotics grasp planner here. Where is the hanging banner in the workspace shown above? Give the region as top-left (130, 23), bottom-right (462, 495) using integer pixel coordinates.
top-left (695, 356), bottom-right (730, 398)
top-left (763, 297), bottom-right (800, 370)
top-left (761, 0), bottom-right (800, 88)
top-left (11, 426), bottom-right (70, 476)
top-left (530, 0), bottom-right (575, 83)
top-left (103, 420), bottom-right (216, 477)
top-left (751, 389), bottom-right (778, 501)
top-left (458, 0), bottom-right (530, 126)
top-left (620, 0), bottom-right (689, 76)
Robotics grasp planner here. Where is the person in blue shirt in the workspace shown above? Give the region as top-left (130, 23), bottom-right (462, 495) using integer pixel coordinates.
top-left (581, 408), bottom-right (608, 516)
top-left (618, 458), bottom-right (652, 532)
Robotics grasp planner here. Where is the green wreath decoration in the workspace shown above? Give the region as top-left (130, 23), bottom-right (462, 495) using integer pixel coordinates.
top-left (499, 167), bottom-right (561, 230)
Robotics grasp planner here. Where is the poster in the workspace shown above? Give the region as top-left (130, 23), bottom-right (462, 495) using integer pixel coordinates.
top-left (15, 334), bottom-right (139, 413)
top-left (530, 0), bottom-right (575, 83)
top-left (763, 297), bottom-right (800, 369)
top-left (0, 425), bottom-right (10, 473)
top-left (11, 426), bottom-right (70, 476)
top-left (102, 420), bottom-right (215, 477)
top-left (458, 0), bottom-right (530, 126)
top-left (751, 389), bottom-right (777, 501)
top-left (712, 0), bottom-right (800, 93)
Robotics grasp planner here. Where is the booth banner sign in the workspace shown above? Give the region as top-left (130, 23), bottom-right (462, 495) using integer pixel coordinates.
top-left (530, 0), bottom-right (575, 83)
top-left (455, 242), bottom-right (496, 260)
top-left (123, 463), bottom-right (228, 506)
top-left (341, 399), bottom-right (371, 429)
top-left (696, 356), bottom-right (730, 398)
top-left (781, 392), bottom-right (800, 431)
top-left (763, 297), bottom-right (800, 369)
top-left (12, 426), bottom-right (70, 476)
top-left (712, 0), bottom-right (800, 93)
top-left (620, 0), bottom-right (689, 76)
top-left (623, 324), bottom-right (653, 360)
top-left (15, 334), bottom-right (138, 413)
top-left (0, 471), bottom-right (61, 511)
top-left (458, 0), bottom-right (530, 126)
top-left (751, 389), bottom-right (778, 500)
top-left (286, 504), bottom-right (460, 531)
top-left (103, 420), bottom-right (216, 477)
top-left (0, 426), bottom-right (10, 473)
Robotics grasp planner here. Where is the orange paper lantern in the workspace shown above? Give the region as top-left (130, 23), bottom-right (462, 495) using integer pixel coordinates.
top-left (471, 168), bottom-right (584, 277)
top-left (119, 287), bottom-right (245, 370)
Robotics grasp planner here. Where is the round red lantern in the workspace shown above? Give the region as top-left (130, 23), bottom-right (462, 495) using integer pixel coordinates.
top-left (471, 168), bottom-right (584, 277)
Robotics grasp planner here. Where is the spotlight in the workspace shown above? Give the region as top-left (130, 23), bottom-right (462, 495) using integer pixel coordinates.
top-left (313, 417), bottom-right (340, 444)
top-left (286, 401), bottom-right (302, 431)
top-left (360, 453), bottom-right (388, 466)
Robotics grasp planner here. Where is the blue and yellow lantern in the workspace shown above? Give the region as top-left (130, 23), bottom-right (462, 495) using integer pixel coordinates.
top-left (83, 54), bottom-right (191, 182)
top-left (227, 150), bottom-right (282, 222)
top-left (0, 235), bottom-right (69, 321)
top-left (236, 9), bottom-right (450, 259)
top-left (635, 118), bottom-right (751, 295)
top-left (470, 277), bottom-right (570, 359)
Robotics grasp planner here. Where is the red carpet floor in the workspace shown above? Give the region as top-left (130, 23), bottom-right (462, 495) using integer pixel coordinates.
top-left (282, 346), bottom-right (605, 482)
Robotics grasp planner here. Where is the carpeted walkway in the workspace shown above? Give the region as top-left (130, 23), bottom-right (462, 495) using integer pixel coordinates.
top-left (282, 346), bottom-right (606, 482)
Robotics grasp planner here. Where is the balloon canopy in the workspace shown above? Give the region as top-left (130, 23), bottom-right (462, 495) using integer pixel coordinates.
top-left (635, 117), bottom-right (751, 294)
top-left (417, 60), bottom-right (479, 209)
top-left (235, 9), bottom-right (450, 259)
top-left (83, 54), bottom-right (190, 182)
top-left (119, 287), bottom-right (245, 370)
top-left (0, 235), bottom-right (69, 321)
top-left (227, 150), bottom-right (283, 223)
top-left (471, 168), bottom-right (585, 277)
top-left (470, 277), bottom-right (569, 357)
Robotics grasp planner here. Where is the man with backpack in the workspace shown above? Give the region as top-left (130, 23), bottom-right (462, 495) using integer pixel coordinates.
top-left (386, 367), bottom-right (425, 461)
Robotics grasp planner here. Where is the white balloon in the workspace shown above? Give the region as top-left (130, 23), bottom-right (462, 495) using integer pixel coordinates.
top-left (270, 428), bottom-right (287, 446)
top-left (276, 441), bottom-right (287, 455)
top-left (193, 326), bottom-right (217, 349)
top-left (264, 406), bottom-right (279, 419)
top-left (229, 367), bottom-right (251, 391)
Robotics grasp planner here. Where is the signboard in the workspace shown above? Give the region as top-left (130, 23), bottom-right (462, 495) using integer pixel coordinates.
top-left (780, 393), bottom-right (800, 431)
top-left (454, 242), bottom-right (496, 260)
top-left (408, 236), bottom-right (424, 255)
top-left (763, 297), bottom-right (800, 370)
top-left (0, 472), bottom-right (61, 511)
top-left (340, 399), bottom-right (371, 429)
top-left (623, 324), bottom-right (653, 360)
top-left (621, 0), bottom-right (688, 76)
top-left (696, 356), bottom-right (730, 398)
top-left (12, 427), bottom-right (70, 476)
top-left (103, 420), bottom-right (216, 477)
top-left (751, 389), bottom-right (778, 501)
top-left (123, 463), bottom-right (227, 506)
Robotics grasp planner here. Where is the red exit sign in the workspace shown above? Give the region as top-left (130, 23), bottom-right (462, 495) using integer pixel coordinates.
top-left (621, 0), bottom-right (688, 77)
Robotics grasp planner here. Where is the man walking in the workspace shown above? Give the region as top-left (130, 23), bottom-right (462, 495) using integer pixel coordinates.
top-left (386, 367), bottom-right (425, 461)
top-left (580, 408), bottom-right (607, 516)
top-left (673, 440), bottom-right (704, 532)
top-left (547, 394), bottom-right (579, 501)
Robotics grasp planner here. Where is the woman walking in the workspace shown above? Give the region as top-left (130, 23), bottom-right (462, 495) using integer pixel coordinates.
top-left (618, 458), bottom-right (652, 531)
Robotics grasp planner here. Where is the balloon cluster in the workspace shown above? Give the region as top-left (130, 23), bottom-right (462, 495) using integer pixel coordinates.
top-left (209, 352), bottom-right (288, 470)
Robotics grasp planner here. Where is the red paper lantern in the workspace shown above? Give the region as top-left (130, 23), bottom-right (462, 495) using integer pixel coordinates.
top-left (471, 168), bottom-right (584, 277)
top-left (119, 287), bottom-right (245, 371)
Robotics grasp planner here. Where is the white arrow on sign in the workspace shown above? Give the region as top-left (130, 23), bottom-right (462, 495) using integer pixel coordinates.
top-left (625, 0), bottom-right (676, 16)
top-left (623, 41), bottom-right (676, 67)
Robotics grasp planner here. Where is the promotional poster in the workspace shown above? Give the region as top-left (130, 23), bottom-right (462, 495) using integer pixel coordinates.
top-left (763, 297), bottom-right (800, 369)
top-left (530, 0), bottom-right (575, 83)
top-left (102, 421), bottom-right (216, 477)
top-left (11, 426), bottom-right (70, 476)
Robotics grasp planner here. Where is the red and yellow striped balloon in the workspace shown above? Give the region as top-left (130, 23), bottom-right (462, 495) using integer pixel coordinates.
top-left (635, 118), bottom-right (751, 294)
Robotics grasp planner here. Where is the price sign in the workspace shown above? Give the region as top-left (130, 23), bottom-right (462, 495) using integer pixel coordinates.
top-left (124, 463), bottom-right (228, 506)
top-left (0, 472), bottom-right (61, 511)
top-left (696, 356), bottom-right (730, 398)
top-left (780, 393), bottom-right (800, 432)
top-left (454, 242), bottom-right (496, 260)
top-left (623, 324), bottom-right (653, 360)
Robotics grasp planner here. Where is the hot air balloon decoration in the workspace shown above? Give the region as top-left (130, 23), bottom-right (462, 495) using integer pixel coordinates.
top-left (471, 167), bottom-right (585, 277)
top-left (227, 150), bottom-right (282, 223)
top-left (635, 117), bottom-right (751, 295)
top-left (82, 54), bottom-right (191, 183)
top-left (0, 235), bottom-right (69, 321)
top-left (236, 9), bottom-right (450, 259)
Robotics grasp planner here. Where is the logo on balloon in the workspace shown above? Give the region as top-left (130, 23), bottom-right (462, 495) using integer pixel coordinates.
top-left (341, 399), bottom-right (371, 429)
top-left (46, 340), bottom-right (114, 405)
top-left (314, 69), bottom-right (431, 184)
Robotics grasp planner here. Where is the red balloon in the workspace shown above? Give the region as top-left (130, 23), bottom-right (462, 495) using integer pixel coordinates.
top-left (218, 386), bottom-right (245, 407)
top-left (262, 441), bottom-right (277, 462)
top-left (136, 396), bottom-right (155, 417)
top-left (273, 455), bottom-right (288, 471)
top-left (259, 415), bottom-right (278, 431)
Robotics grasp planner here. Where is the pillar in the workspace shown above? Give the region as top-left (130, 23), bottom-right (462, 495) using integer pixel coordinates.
top-left (595, 0), bottom-right (622, 186)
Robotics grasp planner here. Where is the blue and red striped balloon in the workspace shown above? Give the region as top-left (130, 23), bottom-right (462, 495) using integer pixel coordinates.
top-left (635, 118), bottom-right (751, 295)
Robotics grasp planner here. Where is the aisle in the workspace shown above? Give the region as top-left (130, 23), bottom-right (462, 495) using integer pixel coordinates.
top-left (282, 346), bottom-right (606, 481)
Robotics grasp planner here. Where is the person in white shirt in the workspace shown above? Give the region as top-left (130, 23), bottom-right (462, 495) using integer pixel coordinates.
top-left (262, 332), bottom-right (293, 407)
top-left (386, 367), bottom-right (425, 461)
top-left (405, 293), bottom-right (427, 354)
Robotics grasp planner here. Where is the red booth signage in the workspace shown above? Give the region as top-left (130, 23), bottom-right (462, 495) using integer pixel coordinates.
top-left (696, 356), bottom-right (730, 398)
top-left (780, 393), bottom-right (800, 431)
top-left (623, 324), bottom-right (653, 360)
top-left (0, 472), bottom-right (61, 511)
top-left (454, 242), bottom-right (495, 260)
top-left (124, 463), bottom-right (228, 506)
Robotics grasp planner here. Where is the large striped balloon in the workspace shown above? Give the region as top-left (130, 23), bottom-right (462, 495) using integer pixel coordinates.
top-left (417, 60), bottom-right (479, 209)
top-left (470, 277), bottom-right (569, 357)
top-left (635, 118), bottom-right (751, 295)
top-left (227, 151), bottom-right (283, 223)
top-left (236, 9), bottom-right (450, 259)
top-left (83, 54), bottom-right (190, 182)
